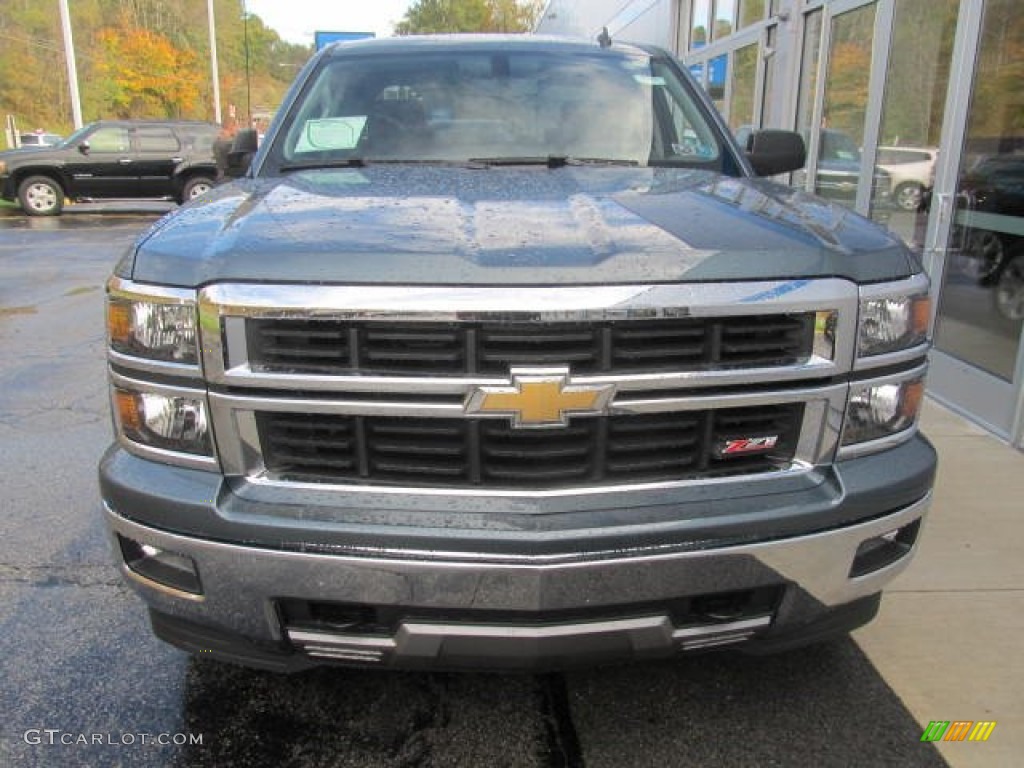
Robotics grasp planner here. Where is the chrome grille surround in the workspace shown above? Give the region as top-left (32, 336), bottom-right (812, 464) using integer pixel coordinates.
top-left (196, 280), bottom-right (859, 494)
top-left (254, 403), bottom-right (807, 489)
top-left (243, 313), bottom-right (819, 377)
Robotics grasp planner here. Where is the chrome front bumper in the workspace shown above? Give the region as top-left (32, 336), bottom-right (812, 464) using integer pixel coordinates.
top-left (105, 492), bottom-right (929, 670)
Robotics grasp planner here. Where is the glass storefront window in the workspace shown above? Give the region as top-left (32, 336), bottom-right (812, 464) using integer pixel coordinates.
top-left (793, 10), bottom-right (823, 192)
top-left (738, 0), bottom-right (766, 30)
top-left (691, 0), bottom-right (711, 50)
top-left (869, 0), bottom-right (957, 250)
top-left (707, 54), bottom-right (729, 115)
top-left (934, 0), bottom-right (1024, 382)
top-left (713, 1), bottom-right (736, 41)
top-left (761, 26), bottom-right (778, 128)
top-left (730, 44), bottom-right (759, 133)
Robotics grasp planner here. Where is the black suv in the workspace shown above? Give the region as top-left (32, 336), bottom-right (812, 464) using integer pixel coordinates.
top-left (0, 119), bottom-right (219, 216)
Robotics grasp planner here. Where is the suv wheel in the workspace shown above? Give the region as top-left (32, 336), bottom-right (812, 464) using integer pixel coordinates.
top-left (182, 176), bottom-right (214, 202)
top-left (893, 182), bottom-right (923, 212)
top-left (993, 254), bottom-right (1024, 322)
top-left (18, 176), bottom-right (64, 216)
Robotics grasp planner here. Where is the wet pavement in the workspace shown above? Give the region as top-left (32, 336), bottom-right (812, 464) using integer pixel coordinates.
top-left (0, 205), bottom-right (950, 767)
top-left (0, 200), bottom-right (175, 228)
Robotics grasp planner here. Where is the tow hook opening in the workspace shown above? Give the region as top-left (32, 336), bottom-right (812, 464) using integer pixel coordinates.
top-left (849, 518), bottom-right (921, 578)
top-left (690, 590), bottom-right (766, 622)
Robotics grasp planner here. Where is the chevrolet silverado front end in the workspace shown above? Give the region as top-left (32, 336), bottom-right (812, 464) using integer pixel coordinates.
top-left (99, 35), bottom-right (935, 671)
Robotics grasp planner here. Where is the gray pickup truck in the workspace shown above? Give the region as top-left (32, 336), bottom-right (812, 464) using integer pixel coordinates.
top-left (100, 35), bottom-right (935, 672)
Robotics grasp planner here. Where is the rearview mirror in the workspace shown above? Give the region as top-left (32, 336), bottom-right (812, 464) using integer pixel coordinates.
top-left (78, 141), bottom-right (90, 155)
top-left (745, 130), bottom-right (806, 177)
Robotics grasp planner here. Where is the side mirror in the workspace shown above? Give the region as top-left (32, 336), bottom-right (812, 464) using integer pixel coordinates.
top-left (78, 141), bottom-right (91, 155)
top-left (224, 128), bottom-right (259, 178)
top-left (746, 130), bottom-right (806, 177)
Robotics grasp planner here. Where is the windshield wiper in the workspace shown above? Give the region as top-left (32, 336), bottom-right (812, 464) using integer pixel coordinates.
top-left (279, 158), bottom-right (488, 172)
top-left (469, 156), bottom-right (639, 168)
top-left (278, 157), bottom-right (640, 173)
top-left (279, 158), bottom-right (368, 172)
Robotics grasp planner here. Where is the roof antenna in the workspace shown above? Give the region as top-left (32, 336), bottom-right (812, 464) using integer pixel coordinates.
top-left (598, 27), bottom-right (612, 48)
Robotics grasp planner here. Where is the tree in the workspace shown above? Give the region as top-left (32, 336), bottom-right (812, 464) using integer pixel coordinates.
top-left (0, 0), bottom-right (312, 137)
top-left (395, 0), bottom-right (541, 35)
top-left (97, 20), bottom-right (203, 118)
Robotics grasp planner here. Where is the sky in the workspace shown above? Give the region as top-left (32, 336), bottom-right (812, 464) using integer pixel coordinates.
top-left (244, 0), bottom-right (417, 44)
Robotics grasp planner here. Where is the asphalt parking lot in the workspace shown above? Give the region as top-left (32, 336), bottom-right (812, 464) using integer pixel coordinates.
top-left (0, 203), bottom-right (971, 767)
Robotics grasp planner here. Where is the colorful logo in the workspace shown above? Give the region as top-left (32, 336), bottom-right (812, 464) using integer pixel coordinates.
top-left (715, 435), bottom-right (780, 457)
top-left (920, 721), bottom-right (996, 742)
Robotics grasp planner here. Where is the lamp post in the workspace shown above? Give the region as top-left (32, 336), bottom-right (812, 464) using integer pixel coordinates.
top-left (58, 0), bottom-right (83, 129)
top-left (242, 0), bottom-right (252, 125)
top-left (208, 0), bottom-right (222, 124)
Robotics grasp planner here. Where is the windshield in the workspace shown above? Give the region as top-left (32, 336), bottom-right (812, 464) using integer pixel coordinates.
top-left (61, 123), bottom-right (96, 147)
top-left (266, 48), bottom-right (724, 170)
top-left (821, 130), bottom-right (861, 163)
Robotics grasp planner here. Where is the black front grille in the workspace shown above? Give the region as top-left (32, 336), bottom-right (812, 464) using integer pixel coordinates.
top-left (246, 315), bottom-right (816, 376)
top-left (257, 404), bottom-right (804, 489)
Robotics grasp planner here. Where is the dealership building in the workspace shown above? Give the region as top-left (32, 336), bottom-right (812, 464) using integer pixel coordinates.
top-left (537, 0), bottom-right (1024, 450)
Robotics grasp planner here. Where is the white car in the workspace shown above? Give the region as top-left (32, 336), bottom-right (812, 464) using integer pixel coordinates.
top-left (877, 146), bottom-right (938, 211)
top-left (18, 131), bottom-right (64, 148)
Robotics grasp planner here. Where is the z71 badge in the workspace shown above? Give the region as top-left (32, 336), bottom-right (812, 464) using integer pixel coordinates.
top-left (716, 435), bottom-right (780, 458)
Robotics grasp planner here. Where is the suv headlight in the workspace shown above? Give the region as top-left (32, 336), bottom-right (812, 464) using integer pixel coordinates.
top-left (108, 289), bottom-right (198, 365)
top-left (858, 292), bottom-right (930, 358)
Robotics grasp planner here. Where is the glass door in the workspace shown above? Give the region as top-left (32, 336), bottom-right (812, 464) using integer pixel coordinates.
top-left (866, 0), bottom-right (959, 253)
top-left (926, 0), bottom-right (1024, 445)
top-left (795, 0), bottom-right (881, 214)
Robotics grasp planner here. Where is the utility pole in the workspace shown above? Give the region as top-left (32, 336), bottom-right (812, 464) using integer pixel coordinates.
top-left (242, 0), bottom-right (252, 125)
top-left (208, 0), bottom-right (223, 124)
top-left (59, 0), bottom-right (83, 129)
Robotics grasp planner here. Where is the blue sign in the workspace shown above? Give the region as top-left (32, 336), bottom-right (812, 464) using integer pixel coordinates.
top-left (708, 55), bottom-right (727, 87)
top-left (686, 56), bottom-right (727, 89)
top-left (314, 31), bottom-right (375, 50)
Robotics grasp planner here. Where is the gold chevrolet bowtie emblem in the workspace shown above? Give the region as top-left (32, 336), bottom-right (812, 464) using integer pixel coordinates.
top-left (465, 368), bottom-right (615, 428)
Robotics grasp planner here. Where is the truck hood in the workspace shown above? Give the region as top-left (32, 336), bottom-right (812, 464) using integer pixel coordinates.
top-left (127, 166), bottom-right (918, 287)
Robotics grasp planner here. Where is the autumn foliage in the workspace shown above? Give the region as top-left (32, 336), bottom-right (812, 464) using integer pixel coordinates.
top-left (97, 20), bottom-right (203, 118)
top-left (0, 0), bottom-right (309, 136)
top-left (0, 0), bottom-right (548, 138)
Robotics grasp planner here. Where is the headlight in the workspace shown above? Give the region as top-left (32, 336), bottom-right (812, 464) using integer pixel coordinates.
top-left (114, 387), bottom-right (212, 456)
top-left (858, 293), bottom-right (930, 357)
top-left (107, 284), bottom-right (198, 365)
top-left (842, 376), bottom-right (925, 447)
top-left (0, 160), bottom-right (7, 175)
